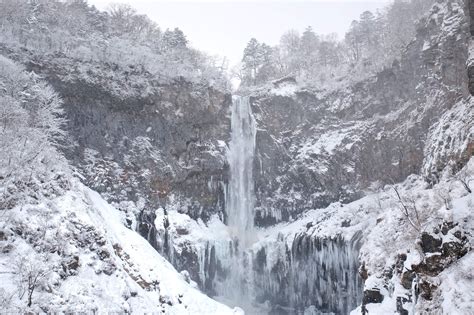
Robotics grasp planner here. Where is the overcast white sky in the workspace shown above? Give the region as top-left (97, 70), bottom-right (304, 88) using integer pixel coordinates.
top-left (88, 0), bottom-right (391, 65)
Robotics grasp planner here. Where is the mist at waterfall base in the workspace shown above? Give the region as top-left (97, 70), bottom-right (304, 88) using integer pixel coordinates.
top-left (212, 96), bottom-right (363, 314)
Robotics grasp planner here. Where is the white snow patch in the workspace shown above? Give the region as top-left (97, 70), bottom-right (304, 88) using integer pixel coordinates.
top-left (270, 83), bottom-right (297, 96)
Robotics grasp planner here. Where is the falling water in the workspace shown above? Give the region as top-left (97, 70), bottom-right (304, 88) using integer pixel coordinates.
top-left (227, 95), bottom-right (257, 246)
top-left (219, 95), bottom-right (257, 309)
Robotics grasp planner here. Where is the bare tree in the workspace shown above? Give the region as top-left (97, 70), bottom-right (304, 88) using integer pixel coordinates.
top-left (391, 185), bottom-right (421, 231)
top-left (0, 57), bottom-right (65, 172)
top-left (455, 168), bottom-right (473, 194)
top-left (436, 186), bottom-right (453, 210)
top-left (14, 256), bottom-right (50, 308)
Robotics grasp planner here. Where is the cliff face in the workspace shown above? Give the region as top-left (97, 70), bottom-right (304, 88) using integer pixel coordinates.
top-left (249, 0), bottom-right (471, 226)
top-left (0, 46), bottom-right (232, 233)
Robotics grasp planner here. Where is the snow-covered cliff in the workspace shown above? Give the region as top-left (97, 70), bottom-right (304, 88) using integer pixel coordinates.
top-left (249, 0), bottom-right (471, 226)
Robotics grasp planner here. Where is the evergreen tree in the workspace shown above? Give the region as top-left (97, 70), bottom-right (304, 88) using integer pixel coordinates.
top-left (300, 26), bottom-right (319, 55)
top-left (345, 20), bottom-right (363, 63)
top-left (255, 43), bottom-right (277, 84)
top-left (300, 26), bottom-right (319, 69)
top-left (242, 38), bottom-right (263, 85)
top-left (162, 28), bottom-right (188, 50)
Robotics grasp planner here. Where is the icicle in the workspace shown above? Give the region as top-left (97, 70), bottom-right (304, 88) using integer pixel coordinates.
top-left (249, 234), bottom-right (363, 314)
top-left (411, 273), bottom-right (419, 315)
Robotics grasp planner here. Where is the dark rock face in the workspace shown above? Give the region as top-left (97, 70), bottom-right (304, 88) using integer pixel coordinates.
top-left (363, 289), bottom-right (384, 305)
top-left (468, 65), bottom-right (474, 95)
top-left (250, 0), bottom-right (470, 226)
top-left (467, 0), bottom-right (474, 94)
top-left (401, 269), bottom-right (416, 290)
top-left (61, 255), bottom-right (80, 277)
top-left (58, 76), bottom-right (231, 223)
top-left (413, 222), bottom-right (469, 276)
top-left (420, 232), bottom-right (443, 253)
top-left (419, 278), bottom-right (437, 300)
top-left (470, 0), bottom-right (474, 36)
top-left (396, 296), bottom-right (411, 315)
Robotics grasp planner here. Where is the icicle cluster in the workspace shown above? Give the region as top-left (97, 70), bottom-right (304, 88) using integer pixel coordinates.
top-left (251, 233), bottom-right (363, 314)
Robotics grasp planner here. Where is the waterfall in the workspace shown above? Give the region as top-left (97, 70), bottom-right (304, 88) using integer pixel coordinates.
top-left (218, 96), bottom-right (257, 309)
top-left (227, 95), bottom-right (257, 247)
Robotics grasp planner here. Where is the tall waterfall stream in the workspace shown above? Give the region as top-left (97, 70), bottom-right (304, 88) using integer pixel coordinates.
top-left (226, 96), bottom-right (257, 247)
top-left (219, 96), bottom-right (257, 310)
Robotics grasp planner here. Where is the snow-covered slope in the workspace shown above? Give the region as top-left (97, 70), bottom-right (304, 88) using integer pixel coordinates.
top-left (0, 180), bottom-right (239, 314)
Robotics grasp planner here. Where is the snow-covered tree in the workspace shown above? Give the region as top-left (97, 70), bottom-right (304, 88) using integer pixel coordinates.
top-left (0, 56), bottom-right (68, 209)
top-left (299, 26), bottom-right (319, 70)
top-left (242, 38), bottom-right (263, 85)
top-left (162, 28), bottom-right (188, 51)
top-left (279, 29), bottom-right (301, 74)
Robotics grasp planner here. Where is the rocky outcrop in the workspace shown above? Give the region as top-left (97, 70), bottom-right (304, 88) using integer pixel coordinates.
top-left (361, 221), bottom-right (470, 314)
top-left (413, 222), bottom-right (469, 276)
top-left (422, 97), bottom-right (474, 182)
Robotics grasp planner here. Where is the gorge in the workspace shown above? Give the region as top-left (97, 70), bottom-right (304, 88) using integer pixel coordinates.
top-left (0, 0), bottom-right (473, 314)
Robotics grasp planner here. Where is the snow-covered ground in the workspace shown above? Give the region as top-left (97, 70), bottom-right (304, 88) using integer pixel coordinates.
top-left (0, 179), bottom-right (241, 314)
